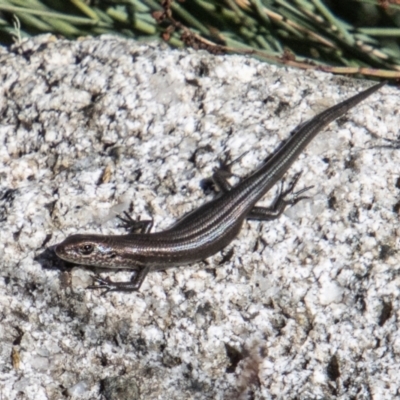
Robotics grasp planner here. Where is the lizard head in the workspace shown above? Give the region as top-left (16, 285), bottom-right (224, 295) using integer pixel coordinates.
top-left (55, 234), bottom-right (128, 269)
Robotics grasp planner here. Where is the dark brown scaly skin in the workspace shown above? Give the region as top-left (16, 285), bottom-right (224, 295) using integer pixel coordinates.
top-left (55, 81), bottom-right (386, 293)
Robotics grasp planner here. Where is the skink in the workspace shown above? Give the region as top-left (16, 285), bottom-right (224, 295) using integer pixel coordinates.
top-left (55, 81), bottom-right (385, 292)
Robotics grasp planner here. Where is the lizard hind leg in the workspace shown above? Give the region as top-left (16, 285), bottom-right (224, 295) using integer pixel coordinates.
top-left (247, 172), bottom-right (313, 221)
top-left (212, 151), bottom-right (250, 193)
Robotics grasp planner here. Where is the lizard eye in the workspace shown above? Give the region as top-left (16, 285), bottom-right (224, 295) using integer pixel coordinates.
top-left (79, 244), bottom-right (94, 255)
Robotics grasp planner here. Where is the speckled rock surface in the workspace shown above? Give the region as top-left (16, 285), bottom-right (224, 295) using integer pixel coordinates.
top-left (0, 35), bottom-right (398, 399)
